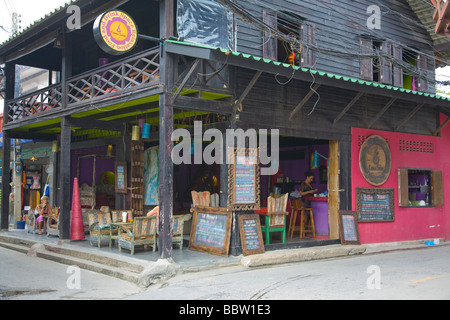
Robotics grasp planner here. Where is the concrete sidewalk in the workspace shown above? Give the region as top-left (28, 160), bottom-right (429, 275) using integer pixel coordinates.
top-left (0, 229), bottom-right (446, 288)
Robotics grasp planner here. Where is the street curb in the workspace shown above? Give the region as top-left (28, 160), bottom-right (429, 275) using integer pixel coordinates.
top-left (240, 244), bottom-right (366, 268)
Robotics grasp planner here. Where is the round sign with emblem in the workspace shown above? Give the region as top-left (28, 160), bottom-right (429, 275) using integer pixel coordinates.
top-left (93, 10), bottom-right (139, 55)
top-left (359, 135), bottom-right (391, 186)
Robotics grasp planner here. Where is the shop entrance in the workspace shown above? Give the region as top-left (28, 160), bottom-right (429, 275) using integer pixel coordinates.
top-left (261, 137), bottom-right (340, 244)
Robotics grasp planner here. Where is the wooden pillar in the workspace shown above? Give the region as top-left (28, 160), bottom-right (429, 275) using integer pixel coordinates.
top-left (158, 0), bottom-right (175, 259)
top-left (1, 131), bottom-right (12, 230)
top-left (328, 140), bottom-right (340, 240)
top-left (1, 62), bottom-right (15, 230)
top-left (58, 31), bottom-right (73, 239)
top-left (59, 117), bottom-right (72, 239)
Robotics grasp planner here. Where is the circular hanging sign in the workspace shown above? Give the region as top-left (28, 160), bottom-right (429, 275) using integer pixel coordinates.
top-left (93, 10), bottom-right (139, 55)
top-left (359, 135), bottom-right (391, 186)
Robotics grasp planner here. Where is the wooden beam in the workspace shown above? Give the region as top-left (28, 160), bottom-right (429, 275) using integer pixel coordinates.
top-left (333, 92), bottom-right (364, 125)
top-left (367, 97), bottom-right (396, 128)
top-left (233, 70), bottom-right (262, 114)
top-left (172, 58), bottom-right (201, 103)
top-left (69, 117), bottom-right (124, 132)
top-left (289, 84), bottom-right (321, 120)
top-left (172, 95), bottom-right (233, 114)
top-left (394, 103), bottom-right (425, 131)
top-left (433, 116), bottom-right (450, 136)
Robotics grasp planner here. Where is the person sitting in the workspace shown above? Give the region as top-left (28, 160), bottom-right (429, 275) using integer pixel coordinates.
top-left (35, 195), bottom-right (53, 235)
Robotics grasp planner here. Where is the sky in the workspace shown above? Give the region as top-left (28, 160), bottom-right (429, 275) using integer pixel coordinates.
top-left (0, 0), bottom-right (449, 92)
top-left (0, 0), bottom-right (70, 43)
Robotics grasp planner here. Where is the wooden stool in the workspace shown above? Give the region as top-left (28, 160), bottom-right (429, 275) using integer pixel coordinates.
top-left (288, 200), bottom-right (302, 238)
top-left (300, 208), bottom-right (316, 240)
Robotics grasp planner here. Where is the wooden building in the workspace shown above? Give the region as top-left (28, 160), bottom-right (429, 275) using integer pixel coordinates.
top-left (1, 0), bottom-right (450, 258)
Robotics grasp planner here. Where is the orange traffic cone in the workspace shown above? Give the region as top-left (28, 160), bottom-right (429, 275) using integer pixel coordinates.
top-left (70, 178), bottom-right (85, 240)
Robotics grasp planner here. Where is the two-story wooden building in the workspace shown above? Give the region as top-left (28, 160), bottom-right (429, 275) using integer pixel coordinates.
top-left (1, 0), bottom-right (450, 258)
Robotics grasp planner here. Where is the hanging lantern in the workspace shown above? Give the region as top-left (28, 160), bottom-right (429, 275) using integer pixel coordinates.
top-left (131, 125), bottom-right (140, 141)
top-left (106, 144), bottom-right (113, 157)
top-left (142, 123), bottom-right (151, 139)
top-left (52, 140), bottom-right (59, 153)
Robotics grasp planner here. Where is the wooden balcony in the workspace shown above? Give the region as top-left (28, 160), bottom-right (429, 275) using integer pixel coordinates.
top-left (6, 47), bottom-right (161, 124)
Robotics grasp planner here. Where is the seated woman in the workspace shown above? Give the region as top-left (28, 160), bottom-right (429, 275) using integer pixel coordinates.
top-left (35, 195), bottom-right (54, 235)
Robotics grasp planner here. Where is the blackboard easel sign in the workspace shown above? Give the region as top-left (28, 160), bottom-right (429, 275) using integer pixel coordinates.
top-left (238, 214), bottom-right (265, 256)
top-left (189, 206), bottom-right (232, 256)
top-left (356, 187), bottom-right (394, 222)
top-left (338, 210), bottom-right (360, 245)
top-left (227, 147), bottom-right (260, 211)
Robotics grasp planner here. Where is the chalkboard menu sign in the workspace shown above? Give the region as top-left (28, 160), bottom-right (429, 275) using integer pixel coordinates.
top-left (338, 210), bottom-right (360, 245)
top-left (238, 214), bottom-right (265, 256)
top-left (189, 206), bottom-right (232, 256)
top-left (356, 187), bottom-right (395, 222)
top-left (228, 148), bottom-right (260, 211)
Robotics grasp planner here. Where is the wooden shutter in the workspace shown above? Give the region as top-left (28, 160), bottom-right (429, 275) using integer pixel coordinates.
top-left (398, 168), bottom-right (409, 207)
top-left (380, 42), bottom-right (393, 85)
top-left (392, 45), bottom-right (403, 88)
top-left (263, 9), bottom-right (277, 61)
top-left (360, 38), bottom-right (373, 81)
top-left (432, 170), bottom-right (444, 206)
top-left (417, 54), bottom-right (428, 92)
top-left (301, 23), bottom-right (316, 68)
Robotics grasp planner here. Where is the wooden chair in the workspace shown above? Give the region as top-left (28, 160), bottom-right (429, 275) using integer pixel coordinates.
top-left (118, 216), bottom-right (157, 255)
top-left (260, 193), bottom-right (289, 244)
top-left (288, 199), bottom-right (302, 238)
top-left (300, 207), bottom-right (316, 240)
top-left (46, 215), bottom-right (59, 237)
top-left (172, 215), bottom-right (185, 250)
top-left (191, 191), bottom-right (211, 207)
top-left (88, 211), bottom-right (117, 248)
top-left (111, 210), bottom-right (133, 223)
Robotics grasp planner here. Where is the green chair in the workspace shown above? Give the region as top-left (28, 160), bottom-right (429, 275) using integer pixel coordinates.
top-left (261, 193), bottom-right (289, 244)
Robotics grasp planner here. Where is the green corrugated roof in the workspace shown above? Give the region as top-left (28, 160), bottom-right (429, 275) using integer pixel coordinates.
top-left (165, 39), bottom-right (450, 103)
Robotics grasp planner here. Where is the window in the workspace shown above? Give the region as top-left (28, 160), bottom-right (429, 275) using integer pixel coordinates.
top-left (360, 37), bottom-right (428, 91)
top-left (263, 10), bottom-right (316, 68)
top-left (398, 168), bottom-right (443, 207)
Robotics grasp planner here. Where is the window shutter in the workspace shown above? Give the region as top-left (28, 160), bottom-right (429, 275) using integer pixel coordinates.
top-left (380, 42), bottom-right (393, 85)
top-left (392, 45), bottom-right (403, 88)
top-left (263, 9), bottom-right (277, 61)
top-left (360, 38), bottom-right (373, 81)
top-left (301, 23), bottom-right (316, 69)
top-left (398, 168), bottom-right (409, 207)
top-left (417, 54), bottom-right (428, 92)
top-left (432, 170), bottom-right (444, 206)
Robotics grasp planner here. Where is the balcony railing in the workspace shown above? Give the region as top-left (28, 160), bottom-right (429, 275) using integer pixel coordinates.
top-left (7, 47), bottom-right (161, 123)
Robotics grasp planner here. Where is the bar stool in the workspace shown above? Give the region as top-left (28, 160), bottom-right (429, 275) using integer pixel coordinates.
top-left (288, 200), bottom-right (302, 238)
top-left (300, 207), bottom-right (316, 240)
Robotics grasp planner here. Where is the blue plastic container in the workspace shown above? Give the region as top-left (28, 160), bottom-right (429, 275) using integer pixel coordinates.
top-left (16, 221), bottom-right (25, 229)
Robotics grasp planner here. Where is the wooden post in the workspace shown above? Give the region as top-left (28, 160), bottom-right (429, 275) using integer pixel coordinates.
top-left (1, 131), bottom-right (11, 230)
top-left (1, 62), bottom-right (15, 230)
top-left (59, 117), bottom-right (72, 239)
top-left (158, 0), bottom-right (175, 259)
top-left (58, 31), bottom-right (73, 239)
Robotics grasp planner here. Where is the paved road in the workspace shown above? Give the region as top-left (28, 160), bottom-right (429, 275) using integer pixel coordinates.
top-left (0, 246), bottom-right (142, 300)
top-left (128, 245), bottom-right (450, 300)
top-left (1, 244), bottom-right (450, 301)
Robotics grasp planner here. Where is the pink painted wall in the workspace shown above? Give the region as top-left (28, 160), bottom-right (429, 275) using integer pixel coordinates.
top-left (351, 116), bottom-right (450, 244)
